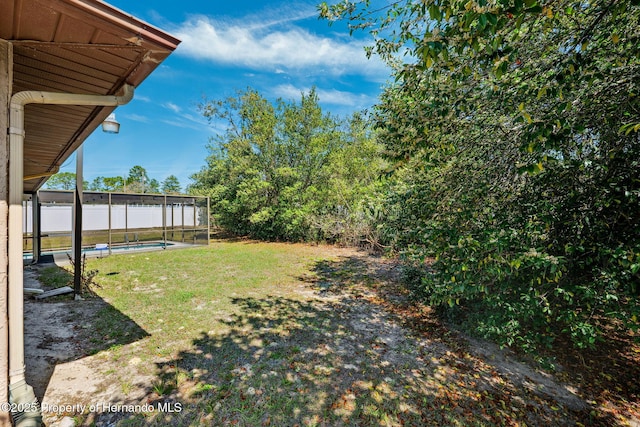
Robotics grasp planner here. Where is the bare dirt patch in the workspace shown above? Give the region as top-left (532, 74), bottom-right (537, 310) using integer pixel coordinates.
top-left (23, 265), bottom-right (152, 426)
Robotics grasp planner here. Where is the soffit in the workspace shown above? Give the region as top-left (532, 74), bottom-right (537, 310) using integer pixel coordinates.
top-left (0, 0), bottom-right (180, 193)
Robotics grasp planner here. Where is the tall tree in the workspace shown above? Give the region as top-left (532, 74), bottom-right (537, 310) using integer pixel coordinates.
top-left (147, 178), bottom-right (160, 194)
top-left (190, 87), bottom-right (386, 243)
top-left (162, 175), bottom-right (182, 194)
top-left (44, 172), bottom-right (77, 190)
top-left (88, 176), bottom-right (106, 191)
top-left (126, 165), bottom-right (150, 193)
top-left (102, 176), bottom-right (125, 192)
top-left (85, 176), bottom-right (125, 192)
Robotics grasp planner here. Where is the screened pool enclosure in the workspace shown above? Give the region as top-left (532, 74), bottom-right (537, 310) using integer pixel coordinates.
top-left (23, 190), bottom-right (209, 261)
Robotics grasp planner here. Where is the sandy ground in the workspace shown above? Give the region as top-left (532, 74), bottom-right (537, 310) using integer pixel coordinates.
top-left (23, 265), bottom-right (154, 427)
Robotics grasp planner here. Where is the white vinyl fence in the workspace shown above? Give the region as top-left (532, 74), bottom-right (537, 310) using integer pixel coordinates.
top-left (23, 203), bottom-right (197, 233)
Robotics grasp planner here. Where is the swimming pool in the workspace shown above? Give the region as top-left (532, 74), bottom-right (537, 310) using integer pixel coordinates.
top-left (23, 241), bottom-right (175, 260)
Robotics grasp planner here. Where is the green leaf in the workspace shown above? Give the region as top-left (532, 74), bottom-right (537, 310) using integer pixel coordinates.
top-left (515, 14), bottom-right (524, 29)
top-left (464, 12), bottom-right (476, 28)
top-left (537, 86), bottom-right (547, 99)
top-left (620, 123), bottom-right (640, 135)
top-left (428, 4), bottom-right (442, 20)
top-left (479, 14), bottom-right (488, 29)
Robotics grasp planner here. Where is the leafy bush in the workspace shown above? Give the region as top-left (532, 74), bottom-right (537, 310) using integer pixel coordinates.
top-left (322, 0), bottom-right (640, 351)
top-left (189, 88), bottom-right (387, 245)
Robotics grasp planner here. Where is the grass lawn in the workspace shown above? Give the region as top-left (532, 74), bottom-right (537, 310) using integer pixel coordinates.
top-left (35, 239), bottom-right (638, 426)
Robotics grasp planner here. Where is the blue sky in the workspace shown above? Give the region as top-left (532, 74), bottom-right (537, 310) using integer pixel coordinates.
top-left (59, 0), bottom-right (390, 192)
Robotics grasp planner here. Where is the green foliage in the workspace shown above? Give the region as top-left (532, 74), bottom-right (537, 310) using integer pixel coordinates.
top-left (189, 87), bottom-right (386, 244)
top-left (44, 172), bottom-right (87, 190)
top-left (126, 165), bottom-right (159, 193)
top-left (161, 175), bottom-right (182, 194)
top-left (322, 0), bottom-right (640, 350)
top-left (48, 167), bottom-right (170, 194)
top-left (66, 253), bottom-right (101, 296)
top-left (88, 176), bottom-right (125, 192)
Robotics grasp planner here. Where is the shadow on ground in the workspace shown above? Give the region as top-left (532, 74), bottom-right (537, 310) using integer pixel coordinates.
top-left (79, 256), bottom-right (628, 427)
top-left (33, 253), bottom-right (635, 426)
top-left (306, 255), bottom-right (639, 426)
top-left (24, 264), bottom-right (149, 402)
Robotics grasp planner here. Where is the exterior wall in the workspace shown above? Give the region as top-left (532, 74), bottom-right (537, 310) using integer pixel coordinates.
top-left (0, 39), bottom-right (12, 426)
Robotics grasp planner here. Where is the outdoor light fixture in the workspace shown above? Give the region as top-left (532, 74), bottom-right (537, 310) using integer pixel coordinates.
top-left (101, 113), bottom-right (120, 133)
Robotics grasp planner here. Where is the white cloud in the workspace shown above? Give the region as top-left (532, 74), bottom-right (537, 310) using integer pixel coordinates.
top-left (316, 88), bottom-right (375, 107)
top-left (161, 118), bottom-right (205, 131)
top-left (173, 14), bottom-right (386, 78)
top-left (159, 109), bottom-right (211, 132)
top-left (133, 95), bottom-right (151, 103)
top-left (164, 102), bottom-right (182, 113)
top-left (125, 113), bottom-right (150, 123)
top-left (272, 84), bottom-right (376, 107)
top-left (239, 4), bottom-right (319, 31)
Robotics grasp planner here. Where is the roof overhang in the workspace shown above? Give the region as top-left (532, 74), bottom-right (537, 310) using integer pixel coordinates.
top-left (1, 0), bottom-right (180, 193)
